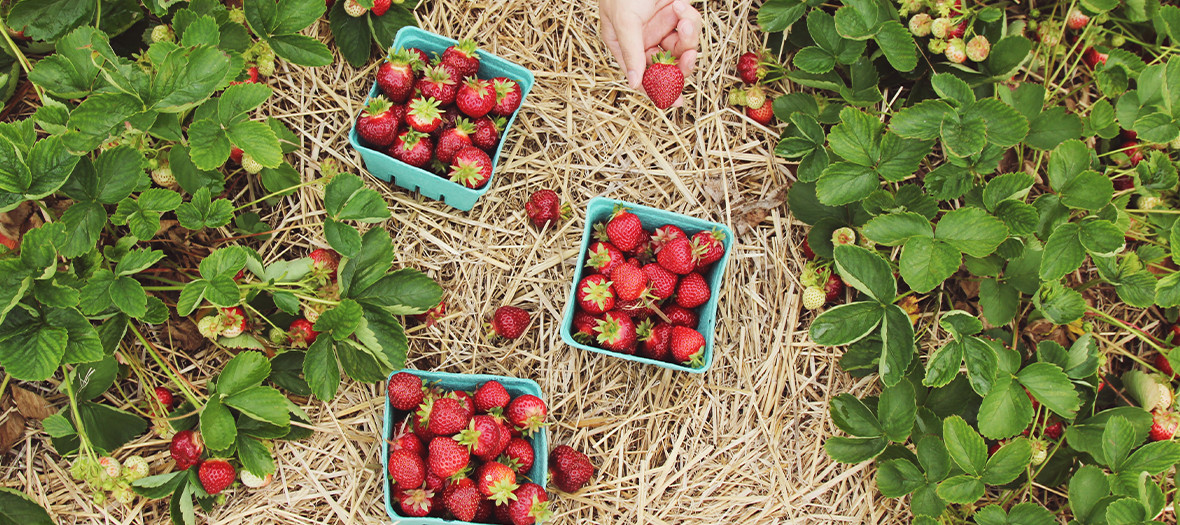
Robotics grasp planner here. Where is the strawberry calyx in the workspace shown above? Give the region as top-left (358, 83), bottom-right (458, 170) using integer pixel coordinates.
top-left (408, 97), bottom-right (443, 123)
top-left (580, 278), bottom-right (614, 310)
top-left (453, 38), bottom-right (480, 60)
top-left (492, 78), bottom-right (517, 100)
top-left (365, 96), bottom-right (394, 117)
top-left (453, 117), bottom-right (476, 136)
top-left (651, 50), bottom-right (678, 66)
top-left (399, 130), bottom-right (429, 151)
top-left (423, 64), bottom-right (456, 86)
top-left (449, 157), bottom-right (486, 186)
top-left (388, 48), bottom-right (421, 69)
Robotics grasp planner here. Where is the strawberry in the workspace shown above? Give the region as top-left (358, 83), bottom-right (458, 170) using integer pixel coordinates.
top-left (428, 437), bottom-right (470, 478)
top-left (610, 263), bottom-right (649, 302)
top-left (651, 224), bottom-right (687, 251)
top-left (746, 102), bottom-right (775, 125)
top-left (475, 499), bottom-right (495, 522)
top-left (1067, 9), bottom-right (1089, 30)
top-left (424, 470), bottom-right (446, 492)
top-left (488, 305), bottom-right (530, 340)
top-left (616, 297), bottom-right (655, 320)
top-left (691, 230), bottom-right (726, 269)
top-left (802, 286), bottom-right (825, 310)
top-left (736, 51), bottom-right (765, 85)
top-left (475, 461), bottom-right (520, 504)
top-left (443, 481), bottom-right (480, 521)
top-left (151, 24), bottom-right (175, 44)
top-left (1159, 353), bottom-right (1177, 379)
top-left (154, 387), bottom-right (174, 409)
top-left (170, 430), bottom-right (204, 470)
top-left (390, 130), bottom-right (434, 168)
top-left (1113, 176), bottom-right (1134, 191)
top-left (370, 0), bottom-right (391, 16)
top-left (1123, 140), bottom-right (1145, 166)
top-left (229, 147), bottom-right (244, 165)
top-left (669, 326), bottom-right (706, 367)
top-left (931, 17), bottom-right (951, 39)
top-left (947, 20), bottom-right (967, 39)
top-left (674, 272), bottom-right (710, 309)
top-left (642, 51), bottom-right (684, 109)
top-left (240, 469), bottom-right (272, 489)
top-left (388, 449), bottom-right (427, 488)
top-left (1151, 410), bottom-right (1178, 441)
top-left (966, 35), bottom-right (990, 62)
top-left (197, 459), bottom-right (235, 495)
top-left (525, 189), bottom-right (570, 228)
top-left (387, 372), bottom-right (425, 411)
top-left (406, 97), bottom-right (444, 133)
top-left (411, 400), bottom-right (436, 443)
top-left (661, 304), bottom-right (698, 328)
top-left (506, 394), bottom-right (547, 437)
top-left (658, 237), bottom-right (697, 275)
top-left (604, 208), bottom-right (645, 252)
top-left (637, 319), bottom-right (673, 361)
top-left (415, 65), bottom-right (458, 106)
top-left (452, 390), bottom-right (476, 417)
top-left (457, 415), bottom-right (503, 460)
top-left (378, 49), bottom-right (421, 103)
top-left (572, 310), bottom-right (603, 343)
top-left (391, 431), bottom-right (425, 458)
top-left (507, 483), bottom-right (553, 525)
top-left (357, 96), bottom-right (399, 147)
top-left (472, 116), bottom-right (503, 151)
top-left (428, 397), bottom-right (471, 436)
top-left (434, 118), bottom-right (475, 164)
top-left (1044, 421), bottom-right (1065, 441)
top-left (824, 273), bottom-right (845, 303)
top-left (288, 318), bottom-right (319, 347)
top-left (441, 39), bottom-right (481, 78)
top-left (909, 13), bottom-right (933, 37)
top-left (220, 306), bottom-right (247, 337)
top-left (641, 263), bottom-right (678, 301)
top-left (398, 488), bottom-right (435, 517)
top-left (474, 381), bottom-right (511, 413)
top-left (500, 437), bottom-right (534, 474)
top-left (596, 310), bottom-right (638, 354)
top-left (491, 77), bottom-right (523, 116)
top-left (1083, 47), bottom-right (1108, 68)
top-left (549, 445), bottom-right (594, 493)
top-left (410, 300), bottom-right (447, 327)
top-left (945, 38), bottom-right (967, 64)
top-left (449, 146), bottom-right (493, 189)
top-left (456, 78), bottom-right (497, 118)
top-left (342, 0), bottom-right (367, 17)
top-left (586, 241), bottom-right (626, 276)
top-left (151, 163), bottom-right (177, 189)
top-left (577, 274), bottom-right (617, 315)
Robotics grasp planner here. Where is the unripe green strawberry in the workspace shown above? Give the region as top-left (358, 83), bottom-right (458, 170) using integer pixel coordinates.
top-left (269, 326), bottom-right (289, 345)
top-left (744, 85), bottom-right (767, 109)
top-left (92, 491), bottom-right (106, 506)
top-left (966, 35), bottom-right (990, 62)
top-left (909, 14), bottom-right (933, 37)
top-left (70, 457), bottom-right (99, 482)
top-left (240, 469), bottom-right (273, 488)
top-left (1110, 34), bottom-right (1126, 47)
top-left (1158, 382), bottom-right (1175, 412)
top-left (831, 227), bottom-right (856, 246)
top-left (803, 287), bottom-right (825, 310)
top-left (228, 8), bottom-right (246, 24)
top-left (150, 25), bottom-right (175, 44)
top-left (257, 50), bottom-right (276, 77)
top-left (1139, 195), bottom-right (1164, 210)
top-left (945, 38), bottom-right (967, 64)
top-left (898, 0), bottom-right (923, 16)
top-left (122, 456), bottom-right (150, 481)
top-left (928, 38), bottom-right (948, 54)
top-left (241, 152), bottom-right (263, 174)
top-left (113, 485), bottom-right (135, 505)
top-left (151, 166), bottom-right (177, 189)
top-left (197, 315), bottom-right (222, 339)
top-left (98, 456), bottom-right (121, 480)
top-left (343, 0), bottom-right (367, 16)
top-left (1030, 440), bottom-right (1047, 465)
top-left (931, 17), bottom-right (951, 39)
top-left (1171, 137), bottom-right (1180, 150)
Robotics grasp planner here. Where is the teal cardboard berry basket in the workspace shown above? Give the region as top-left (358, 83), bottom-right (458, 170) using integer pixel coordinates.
top-left (349, 27), bottom-right (535, 211)
top-left (382, 369), bottom-right (548, 524)
top-left (559, 197), bottom-right (734, 374)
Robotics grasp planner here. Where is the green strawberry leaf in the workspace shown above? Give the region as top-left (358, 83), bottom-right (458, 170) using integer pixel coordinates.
top-left (876, 458), bottom-right (924, 497)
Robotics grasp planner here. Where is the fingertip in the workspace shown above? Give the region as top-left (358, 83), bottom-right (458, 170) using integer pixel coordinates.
top-left (672, 96), bottom-right (685, 107)
top-left (627, 69), bottom-right (642, 89)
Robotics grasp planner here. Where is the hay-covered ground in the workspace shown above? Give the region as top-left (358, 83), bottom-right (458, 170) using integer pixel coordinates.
top-left (4, 1), bottom-right (908, 523)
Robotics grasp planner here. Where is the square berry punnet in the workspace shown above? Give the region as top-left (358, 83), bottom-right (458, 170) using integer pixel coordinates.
top-left (348, 27), bottom-right (535, 211)
top-left (381, 369), bottom-right (549, 525)
top-left (559, 197), bottom-right (734, 374)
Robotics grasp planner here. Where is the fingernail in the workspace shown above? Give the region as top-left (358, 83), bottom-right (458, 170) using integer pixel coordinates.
top-left (628, 70), bottom-right (640, 88)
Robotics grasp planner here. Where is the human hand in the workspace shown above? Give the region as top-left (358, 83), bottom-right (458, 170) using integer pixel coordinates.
top-left (598, 0), bottom-right (701, 107)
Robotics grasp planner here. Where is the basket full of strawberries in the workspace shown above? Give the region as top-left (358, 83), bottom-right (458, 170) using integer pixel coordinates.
top-left (560, 197), bottom-right (733, 374)
top-left (349, 27), bottom-right (535, 211)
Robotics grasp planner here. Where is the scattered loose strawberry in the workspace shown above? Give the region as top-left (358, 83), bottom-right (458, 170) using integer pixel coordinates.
top-left (525, 189), bottom-right (570, 228)
top-left (488, 305), bottom-right (530, 340)
top-left (595, 310), bottom-right (638, 354)
top-left (507, 483), bottom-right (553, 525)
top-left (449, 146), bottom-right (493, 189)
top-left (642, 51), bottom-right (684, 109)
top-left (442, 39), bottom-right (481, 78)
top-left (1151, 410), bottom-right (1178, 441)
top-left (491, 77), bottom-right (523, 116)
top-left (390, 129), bottom-right (434, 168)
top-left (674, 272), bottom-right (711, 309)
top-left (550, 445), bottom-right (594, 493)
top-left (457, 78), bottom-right (497, 118)
top-left (388, 372), bottom-right (425, 411)
top-left (506, 394), bottom-right (547, 437)
top-left (428, 436), bottom-right (471, 478)
top-left (198, 459), bottom-right (235, 495)
top-left (669, 325), bottom-right (706, 367)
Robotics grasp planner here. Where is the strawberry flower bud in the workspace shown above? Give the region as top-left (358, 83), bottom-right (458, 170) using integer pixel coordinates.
top-left (928, 38), bottom-right (949, 54)
top-left (909, 14), bottom-right (933, 37)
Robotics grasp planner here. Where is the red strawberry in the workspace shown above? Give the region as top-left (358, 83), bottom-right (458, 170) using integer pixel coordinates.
top-left (424, 470), bottom-right (446, 492)
top-left (449, 146), bottom-right (493, 189)
top-left (472, 116), bottom-right (504, 151)
top-left (415, 65), bottom-right (458, 106)
top-left (1113, 176), bottom-right (1134, 191)
top-left (505, 394), bottom-right (547, 437)
top-left (642, 51), bottom-right (684, 109)
top-left (507, 483), bottom-right (553, 525)
top-left (610, 263), bottom-right (649, 302)
top-left (388, 449), bottom-right (426, 488)
top-left (288, 318), bottom-right (318, 347)
top-left (369, 0), bottom-right (391, 15)
top-left (475, 461), bottom-right (519, 504)
top-left (229, 147), bottom-right (243, 165)
top-left (572, 310), bottom-right (603, 343)
top-left (947, 20), bottom-right (968, 39)
top-left (441, 39), bottom-right (481, 78)
top-left (451, 391), bottom-right (476, 417)
top-left (651, 224), bottom-right (687, 252)
top-left (357, 96), bottom-right (399, 147)
top-left (456, 78), bottom-right (496, 118)
top-left (410, 300), bottom-right (447, 327)
top-left (737, 51), bottom-right (766, 85)
top-left (669, 326), bottom-right (706, 367)
top-left (1151, 410), bottom-right (1178, 441)
top-left (387, 372), bottom-right (425, 411)
top-left (491, 77), bottom-right (523, 116)
top-left (378, 49), bottom-right (420, 103)
top-left (674, 272), bottom-right (711, 309)
top-left (435, 118), bottom-right (475, 164)
top-left (1083, 47), bottom-right (1108, 68)
top-left (500, 437), bottom-right (534, 474)
top-left (824, 273), bottom-right (845, 303)
top-left (595, 310), bottom-right (638, 354)
top-left (642, 263), bottom-right (678, 301)
top-left (525, 189), bottom-right (570, 228)
top-left (691, 230), bottom-right (726, 269)
top-left (428, 437), bottom-right (470, 478)
top-left (406, 97), bottom-right (444, 133)
top-left (474, 381), bottom-right (511, 413)
top-left (411, 400), bottom-right (436, 444)
top-left (1158, 353), bottom-right (1177, 379)
top-left (1067, 9), bottom-right (1089, 30)
top-left (229, 66), bottom-right (259, 85)
top-left (309, 248), bottom-right (339, 278)
top-left (1044, 422), bottom-right (1065, 440)
top-left (198, 459), bottom-right (235, 495)
top-left (488, 305), bottom-right (530, 340)
top-left (586, 241), bottom-right (625, 276)
top-left (662, 304), bottom-right (698, 328)
top-left (616, 297), bottom-right (656, 320)
top-left (457, 415), bottom-right (503, 460)
top-left (218, 306), bottom-right (247, 338)
top-left (493, 417), bottom-right (514, 456)
top-left (474, 499), bottom-right (494, 522)
top-left (443, 481), bottom-right (480, 521)
top-left (637, 319), bottom-right (673, 361)
top-left (428, 397), bottom-right (471, 436)
top-left (1123, 140), bottom-right (1145, 166)
top-left (605, 208), bottom-right (645, 252)
top-left (801, 241), bottom-right (815, 260)
top-left (154, 387), bottom-right (174, 409)
top-left (170, 430), bottom-right (204, 470)
top-left (398, 488), bottom-right (435, 517)
top-left (657, 237), bottom-right (697, 275)
top-left (577, 274), bottom-right (616, 315)
top-left (549, 445), bottom-right (594, 493)
top-left (391, 431), bottom-right (425, 458)
top-left (746, 102), bottom-right (775, 125)
top-left (389, 130), bottom-right (434, 168)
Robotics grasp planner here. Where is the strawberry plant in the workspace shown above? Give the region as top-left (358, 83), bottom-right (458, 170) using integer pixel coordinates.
top-left (754, 0), bottom-right (1180, 522)
top-left (328, 0), bottom-right (420, 68)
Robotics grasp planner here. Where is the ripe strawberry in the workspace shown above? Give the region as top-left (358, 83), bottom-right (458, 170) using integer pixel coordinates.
top-left (424, 470), bottom-right (446, 492)
top-left (428, 437), bottom-right (470, 478)
top-left (370, 0), bottom-right (391, 16)
top-left (457, 415), bottom-right (503, 460)
top-left (378, 49), bottom-right (420, 103)
top-left (428, 397), bottom-right (471, 436)
top-left (154, 387), bottom-right (174, 409)
top-left (229, 147), bottom-right (243, 165)
top-left (475, 461), bottom-right (519, 504)
top-left (388, 449), bottom-right (427, 488)
top-left (802, 287), bottom-right (825, 310)
top-left (342, 0), bottom-right (367, 17)
top-left (661, 304), bottom-right (698, 328)
top-left (415, 65), bottom-right (458, 106)
top-left (506, 394), bottom-right (548, 437)
top-left (651, 225), bottom-right (687, 252)
top-left (1084, 47), bottom-right (1108, 68)
top-left (389, 130), bottom-right (434, 168)
top-left (452, 390), bottom-right (477, 417)
top-left (398, 487), bottom-right (435, 517)
top-left (641, 263), bottom-right (678, 301)
top-left (691, 230), bottom-right (726, 269)
top-left (197, 459), bottom-right (235, 495)
top-left (604, 208), bottom-right (644, 252)
top-left (456, 78), bottom-right (497, 118)
top-left (1113, 176), bottom-right (1134, 191)
top-left (658, 237), bottom-right (697, 275)
top-left (1123, 140), bottom-right (1145, 166)
top-left (507, 483), bottom-right (553, 525)
top-left (434, 118), bottom-right (475, 164)
top-left (357, 96), bottom-right (399, 147)
top-left (642, 51), bottom-right (684, 109)
top-left (616, 297), bottom-right (655, 320)
top-left (391, 431), bottom-right (425, 458)
top-left (737, 51), bottom-right (765, 84)
top-left (488, 305), bottom-right (530, 340)
top-left (387, 372), bottom-right (425, 411)
top-left (610, 263), bottom-right (649, 302)
top-left (472, 116), bottom-right (503, 151)
top-left (945, 38), bottom-right (967, 64)
top-left (1067, 9), bottom-right (1089, 30)
top-left (442, 39), bottom-right (481, 78)
top-left (550, 445), bottom-right (594, 493)
top-left (220, 306), bottom-right (247, 337)
top-left (947, 20), bottom-right (968, 39)
top-left (674, 272), bottom-right (711, 309)
top-left (525, 189), bottom-right (570, 228)
top-left (500, 438), bottom-right (534, 474)
top-left (491, 77), bottom-right (523, 116)
top-left (572, 310), bottom-right (603, 343)
top-left (637, 319), bottom-right (673, 361)
top-left (1044, 421), bottom-right (1065, 440)
top-left (669, 326), bottom-right (706, 367)
top-left (288, 318), bottom-right (319, 347)
top-left (595, 310), bottom-right (638, 354)
top-left (586, 241), bottom-right (626, 276)
top-left (406, 97), bottom-right (444, 133)
top-left (443, 481), bottom-right (480, 521)
top-left (474, 381), bottom-right (511, 413)
top-left (1151, 410), bottom-right (1179, 441)
top-left (824, 273), bottom-right (845, 303)
top-left (1158, 353), bottom-right (1177, 379)
top-left (411, 400), bottom-right (436, 443)
top-left (449, 146), bottom-right (493, 189)
top-left (746, 102), bottom-right (775, 125)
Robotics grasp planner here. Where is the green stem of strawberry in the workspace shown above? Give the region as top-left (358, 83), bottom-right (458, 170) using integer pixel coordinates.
top-left (60, 365), bottom-right (98, 462)
top-left (0, 19), bottom-right (44, 103)
top-left (233, 179), bottom-right (325, 212)
top-left (0, 373), bottom-right (9, 401)
top-left (293, 293), bottom-right (338, 305)
top-left (129, 323), bottom-right (204, 407)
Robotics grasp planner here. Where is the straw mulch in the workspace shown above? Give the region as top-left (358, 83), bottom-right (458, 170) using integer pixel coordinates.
top-left (2, 1), bottom-right (909, 523)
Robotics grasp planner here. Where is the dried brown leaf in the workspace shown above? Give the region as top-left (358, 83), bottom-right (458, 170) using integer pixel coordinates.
top-left (12, 385), bottom-right (54, 420)
top-left (0, 398), bottom-right (26, 454)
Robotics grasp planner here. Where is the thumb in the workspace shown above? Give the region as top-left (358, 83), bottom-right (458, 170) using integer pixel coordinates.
top-left (614, 19), bottom-right (649, 90)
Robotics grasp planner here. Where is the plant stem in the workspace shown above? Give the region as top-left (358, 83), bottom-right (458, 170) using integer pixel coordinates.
top-left (0, 373), bottom-right (9, 399)
top-left (60, 366), bottom-right (96, 461)
top-left (0, 20), bottom-right (44, 103)
top-left (233, 179), bottom-right (324, 211)
top-left (129, 323), bottom-right (204, 408)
